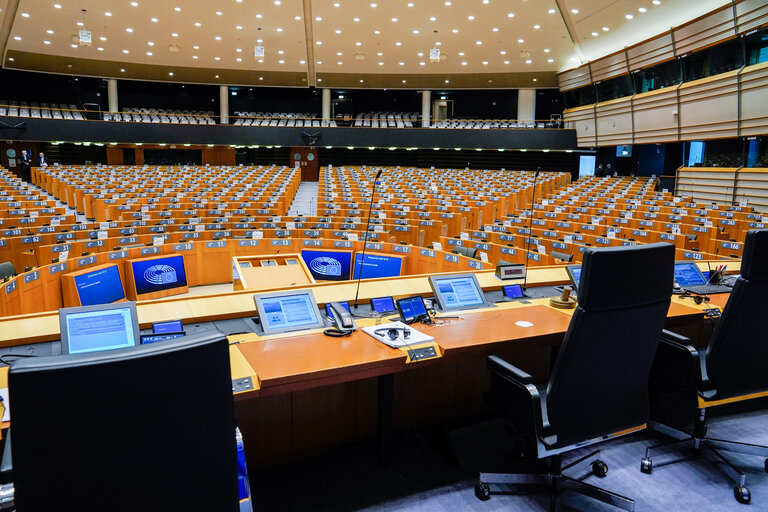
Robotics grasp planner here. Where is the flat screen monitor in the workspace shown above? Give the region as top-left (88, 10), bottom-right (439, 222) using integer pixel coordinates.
top-left (503, 284), bottom-right (524, 299)
top-left (370, 296), bottom-right (396, 313)
top-left (73, 265), bottom-right (125, 306)
top-left (578, 155), bottom-right (596, 177)
top-left (8, 332), bottom-right (239, 511)
top-left (254, 289), bottom-right (325, 335)
top-left (59, 302), bottom-right (140, 355)
top-left (396, 295), bottom-right (429, 324)
top-left (130, 255), bottom-right (187, 296)
top-left (301, 250), bottom-right (353, 281)
top-left (153, 319), bottom-right (183, 334)
top-left (674, 261), bottom-right (707, 286)
top-left (566, 265), bottom-right (582, 290)
top-left (352, 253), bottom-right (403, 280)
top-left (428, 273), bottom-right (487, 311)
top-left (616, 145), bottom-right (632, 157)
top-left (325, 301), bottom-right (350, 317)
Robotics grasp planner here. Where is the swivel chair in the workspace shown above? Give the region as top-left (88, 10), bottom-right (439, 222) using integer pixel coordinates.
top-left (476, 242), bottom-right (675, 511)
top-left (641, 229), bottom-right (768, 505)
top-left (0, 262), bottom-right (16, 280)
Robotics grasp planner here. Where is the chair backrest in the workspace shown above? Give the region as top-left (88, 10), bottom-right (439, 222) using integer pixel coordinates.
top-left (0, 261), bottom-right (16, 280)
top-left (705, 229), bottom-right (768, 399)
top-left (546, 243), bottom-right (674, 447)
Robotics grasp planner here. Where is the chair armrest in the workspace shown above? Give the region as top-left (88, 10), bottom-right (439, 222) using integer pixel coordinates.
top-left (487, 356), bottom-right (552, 451)
top-left (656, 330), bottom-right (715, 399)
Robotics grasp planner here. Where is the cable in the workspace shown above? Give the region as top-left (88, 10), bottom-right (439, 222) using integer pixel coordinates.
top-left (0, 353), bottom-right (38, 365)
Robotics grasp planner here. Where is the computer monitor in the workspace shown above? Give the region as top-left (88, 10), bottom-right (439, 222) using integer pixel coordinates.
top-left (428, 273), bottom-right (487, 311)
top-left (9, 332), bottom-right (239, 511)
top-left (566, 265), bottom-right (582, 290)
top-left (129, 254), bottom-right (188, 296)
top-left (59, 302), bottom-right (140, 355)
top-left (396, 295), bottom-right (430, 324)
top-left (300, 250), bottom-right (353, 281)
top-left (325, 301), bottom-right (350, 317)
top-left (352, 253), bottom-right (403, 279)
top-left (253, 289), bottom-right (325, 335)
top-left (370, 296), bottom-right (396, 313)
top-left (674, 261), bottom-right (708, 286)
top-left (502, 284), bottom-right (524, 299)
top-left (73, 264), bottom-right (125, 306)
top-left (153, 319), bottom-right (183, 334)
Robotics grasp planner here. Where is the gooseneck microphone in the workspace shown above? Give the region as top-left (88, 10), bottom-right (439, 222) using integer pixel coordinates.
top-left (522, 168), bottom-right (541, 292)
top-left (353, 169), bottom-right (384, 310)
top-left (26, 229), bottom-right (41, 269)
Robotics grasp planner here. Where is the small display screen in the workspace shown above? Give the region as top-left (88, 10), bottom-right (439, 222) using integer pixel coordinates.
top-left (153, 319), bottom-right (183, 334)
top-left (131, 255), bottom-right (187, 296)
top-left (567, 265), bottom-right (582, 288)
top-left (74, 265), bottom-right (125, 306)
top-left (261, 260), bottom-right (278, 267)
top-left (141, 333), bottom-right (185, 344)
top-left (397, 296), bottom-right (428, 323)
top-left (503, 284), bottom-right (524, 298)
top-left (674, 262), bottom-right (707, 286)
top-left (63, 307), bottom-right (137, 354)
top-left (325, 301), bottom-right (350, 317)
top-left (352, 254), bottom-right (403, 279)
top-left (260, 293), bottom-right (320, 331)
top-left (301, 250), bottom-right (353, 281)
top-left (502, 266), bottom-right (524, 277)
top-left (433, 276), bottom-right (485, 308)
top-left (371, 296), bottom-right (396, 313)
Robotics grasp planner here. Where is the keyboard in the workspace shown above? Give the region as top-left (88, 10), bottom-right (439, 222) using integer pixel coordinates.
top-left (684, 284), bottom-right (733, 295)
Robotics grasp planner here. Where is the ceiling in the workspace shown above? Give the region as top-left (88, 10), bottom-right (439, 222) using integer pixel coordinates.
top-left (1, 0), bottom-right (730, 88)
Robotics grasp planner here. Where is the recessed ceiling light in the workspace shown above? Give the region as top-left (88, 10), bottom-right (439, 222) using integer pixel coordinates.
top-left (152, 17), bottom-right (159, 22)
top-left (334, 2), bottom-right (340, 6)
top-left (13, 36), bottom-right (21, 40)
top-left (533, 78), bottom-right (538, 82)
top-left (43, 40), bottom-right (51, 44)
top-left (214, 56), bottom-right (221, 60)
top-left (392, 17), bottom-right (398, 21)
top-left (146, 51), bottom-right (153, 55)
top-left (316, 60), bottom-right (322, 64)
top-left (461, 61), bottom-right (467, 65)
top-left (300, 59), bottom-right (306, 64)
top-left (148, 41), bottom-right (154, 46)
top-left (354, 17), bottom-right (360, 22)
top-left (533, 24), bottom-right (540, 29)
top-left (407, 2), bottom-right (413, 6)
top-left (445, 1), bottom-right (451, 5)
top-left (120, 68), bottom-right (125, 72)
top-left (21, 12), bottom-right (30, 17)
top-left (77, 22), bottom-right (83, 26)
top-left (316, 40), bottom-right (322, 45)
top-left (126, 27), bottom-right (133, 32)
top-left (236, 25), bottom-right (242, 29)
top-left (374, 29), bottom-right (380, 33)
top-left (468, 15), bottom-right (474, 20)
top-left (193, 45), bottom-right (199, 49)
top-left (278, 49), bottom-right (284, 54)
top-left (544, 48), bottom-right (550, 52)
top-left (602, 26), bottom-right (610, 31)
top-left (370, 3), bottom-right (377, 7)
top-left (395, 41), bottom-right (401, 45)
top-left (256, 14), bottom-right (262, 18)
top-left (547, 58), bottom-right (554, 62)
top-left (315, 16), bottom-right (322, 21)
top-left (412, 29), bottom-right (419, 34)
top-left (458, 51), bottom-right (464, 55)
top-left (430, 16), bottom-right (436, 21)
top-left (215, 74), bottom-right (220, 78)
top-left (260, 76), bottom-right (264, 80)
top-left (335, 29), bottom-right (342, 33)
top-left (174, 6), bottom-right (181, 11)
top-left (525, 59), bottom-right (532, 64)
top-left (377, 52), bottom-right (383, 55)
top-left (402, 80), bottom-right (406, 83)
top-left (131, 1), bottom-right (138, 6)
top-left (452, 28), bottom-right (458, 33)
top-left (337, 61), bottom-right (342, 65)
top-left (507, 12), bottom-right (514, 18)
top-left (499, 50), bottom-right (506, 55)
top-left (419, 61), bottom-right (425, 65)
top-left (276, 27), bottom-right (283, 31)
top-left (517, 38), bottom-right (524, 43)
top-left (571, 9), bottom-right (579, 14)
top-left (274, 0), bottom-right (280, 4)
top-left (417, 51), bottom-right (423, 56)
top-left (482, 61), bottom-right (488, 65)
top-left (399, 61), bottom-right (405, 65)
top-left (337, 51), bottom-right (343, 55)
top-left (171, 32), bottom-right (178, 37)
top-left (483, 0), bottom-right (489, 4)
top-left (652, 0), bottom-right (660, 4)
top-left (97, 46), bottom-right (104, 51)
top-left (378, 61), bottom-right (384, 65)
top-left (122, 49), bottom-right (129, 53)
top-left (216, 11), bottom-right (223, 15)
top-left (192, 55), bottom-right (198, 58)
top-left (592, 31), bottom-right (599, 36)
top-left (360, 79), bottom-right (364, 83)
top-left (295, 15), bottom-right (301, 20)
top-left (104, 11), bottom-right (112, 16)
top-left (53, 4), bottom-right (62, 8)
top-left (445, 80), bottom-right (449, 83)
top-left (476, 40), bottom-right (482, 45)
top-left (570, 57), bottom-right (578, 61)
top-left (280, 59), bottom-right (285, 63)
top-left (503, 60), bottom-right (509, 64)
top-left (625, 14), bottom-right (633, 19)
top-left (638, 7), bottom-right (647, 13)
top-left (548, 8), bottom-right (556, 14)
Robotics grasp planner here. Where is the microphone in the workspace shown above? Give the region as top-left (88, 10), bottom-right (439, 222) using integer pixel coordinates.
top-left (353, 169), bottom-right (383, 310)
top-left (522, 168), bottom-right (541, 292)
top-left (26, 229), bottom-right (40, 269)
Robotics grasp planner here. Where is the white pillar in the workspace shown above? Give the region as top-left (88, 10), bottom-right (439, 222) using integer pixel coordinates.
top-left (421, 90), bottom-right (431, 127)
top-left (322, 88), bottom-right (331, 121)
top-left (518, 88), bottom-right (536, 122)
top-left (107, 79), bottom-right (118, 113)
top-left (219, 85), bottom-right (229, 124)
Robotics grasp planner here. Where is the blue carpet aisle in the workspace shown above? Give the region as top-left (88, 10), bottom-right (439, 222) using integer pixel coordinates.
top-left (251, 399), bottom-right (768, 511)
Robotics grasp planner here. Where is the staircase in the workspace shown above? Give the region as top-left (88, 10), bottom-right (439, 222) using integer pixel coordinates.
top-left (288, 181), bottom-right (318, 216)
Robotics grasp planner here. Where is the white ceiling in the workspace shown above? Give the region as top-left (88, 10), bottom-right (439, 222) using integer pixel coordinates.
top-left (2, 0), bottom-right (729, 85)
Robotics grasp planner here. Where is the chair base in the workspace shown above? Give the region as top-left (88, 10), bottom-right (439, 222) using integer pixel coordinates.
top-left (476, 450), bottom-right (635, 511)
top-left (642, 415), bottom-right (768, 505)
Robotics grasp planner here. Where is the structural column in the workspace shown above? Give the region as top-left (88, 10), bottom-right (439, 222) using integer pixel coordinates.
top-left (421, 90), bottom-right (431, 127)
top-left (107, 79), bottom-right (118, 113)
top-left (219, 85), bottom-right (229, 125)
top-left (517, 88), bottom-right (536, 122)
top-left (322, 88), bottom-right (331, 121)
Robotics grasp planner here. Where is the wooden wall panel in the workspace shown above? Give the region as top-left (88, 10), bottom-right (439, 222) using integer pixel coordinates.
top-left (563, 105), bottom-right (597, 147)
top-left (595, 97), bottom-right (634, 146)
top-left (558, 64), bottom-right (591, 92)
top-left (679, 71), bottom-right (739, 140)
top-left (627, 32), bottom-right (676, 72)
top-left (735, 0), bottom-right (768, 33)
top-left (632, 87), bottom-right (680, 144)
top-left (739, 62), bottom-right (768, 137)
top-left (590, 52), bottom-right (629, 83)
top-left (674, 6), bottom-right (736, 56)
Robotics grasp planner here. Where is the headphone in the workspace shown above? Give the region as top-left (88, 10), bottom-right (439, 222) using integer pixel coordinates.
top-left (680, 291), bottom-right (710, 304)
top-left (374, 327), bottom-right (411, 341)
top-left (323, 327), bottom-right (354, 337)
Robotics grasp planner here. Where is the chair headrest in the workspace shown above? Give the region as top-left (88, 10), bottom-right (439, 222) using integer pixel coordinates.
top-left (578, 243), bottom-right (675, 311)
top-left (741, 229), bottom-right (768, 282)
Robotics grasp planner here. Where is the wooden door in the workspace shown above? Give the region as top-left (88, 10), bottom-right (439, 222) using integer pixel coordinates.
top-left (290, 146), bottom-right (319, 181)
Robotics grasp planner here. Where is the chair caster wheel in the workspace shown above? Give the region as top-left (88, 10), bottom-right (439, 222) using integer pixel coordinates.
top-left (475, 483), bottom-right (491, 501)
top-left (641, 458), bottom-right (653, 474)
top-left (591, 460), bottom-right (608, 477)
top-left (734, 485), bottom-right (750, 504)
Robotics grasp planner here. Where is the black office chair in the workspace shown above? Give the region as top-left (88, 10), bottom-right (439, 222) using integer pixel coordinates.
top-left (0, 262), bottom-right (16, 280)
top-left (476, 242), bottom-right (675, 511)
top-left (641, 229), bottom-right (768, 505)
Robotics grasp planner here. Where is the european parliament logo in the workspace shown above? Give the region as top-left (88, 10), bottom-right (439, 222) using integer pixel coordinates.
top-left (309, 256), bottom-right (342, 277)
top-left (144, 264), bottom-right (178, 285)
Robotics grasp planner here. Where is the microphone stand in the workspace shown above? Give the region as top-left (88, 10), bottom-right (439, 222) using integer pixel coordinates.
top-left (26, 229), bottom-right (41, 269)
top-left (353, 169), bottom-right (383, 310)
top-left (522, 168), bottom-right (541, 292)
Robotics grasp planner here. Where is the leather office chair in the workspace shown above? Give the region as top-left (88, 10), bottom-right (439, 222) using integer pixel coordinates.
top-left (0, 262), bottom-right (16, 280)
top-left (476, 242), bottom-right (675, 511)
top-left (641, 229), bottom-right (768, 505)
